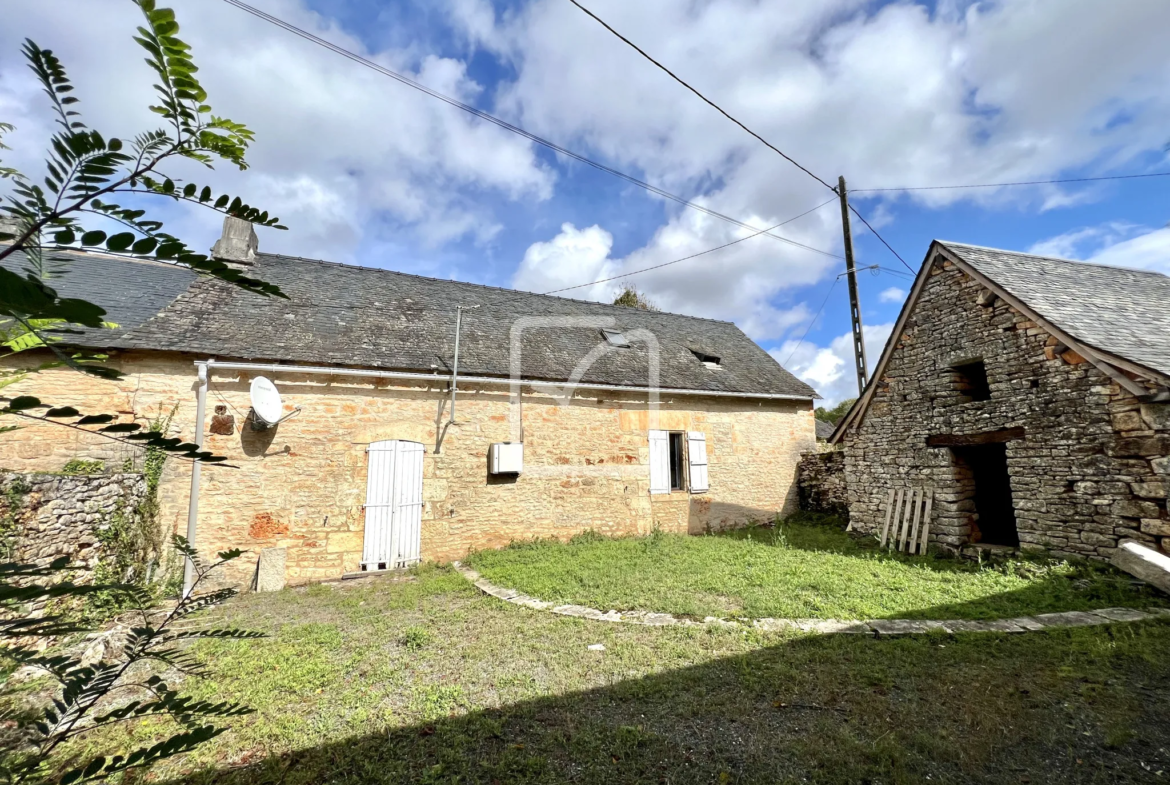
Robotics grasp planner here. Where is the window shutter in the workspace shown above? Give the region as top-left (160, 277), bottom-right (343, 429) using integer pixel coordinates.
top-left (687, 431), bottom-right (709, 493)
top-left (648, 430), bottom-right (670, 495)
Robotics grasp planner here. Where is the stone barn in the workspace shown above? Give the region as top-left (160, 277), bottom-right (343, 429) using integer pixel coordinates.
top-left (1, 220), bottom-right (818, 587)
top-left (832, 240), bottom-right (1170, 560)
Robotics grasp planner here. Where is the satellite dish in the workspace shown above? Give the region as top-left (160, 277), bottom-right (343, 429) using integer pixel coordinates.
top-left (249, 376), bottom-right (283, 426)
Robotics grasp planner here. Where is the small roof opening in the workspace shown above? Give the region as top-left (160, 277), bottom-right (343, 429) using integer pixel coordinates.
top-left (601, 328), bottom-right (630, 348)
top-left (690, 348), bottom-right (721, 368)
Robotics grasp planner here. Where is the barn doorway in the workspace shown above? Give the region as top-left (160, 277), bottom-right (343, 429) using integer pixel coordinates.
top-left (952, 443), bottom-right (1018, 547)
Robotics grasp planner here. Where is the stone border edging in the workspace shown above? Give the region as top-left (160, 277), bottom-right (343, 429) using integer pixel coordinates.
top-left (452, 563), bottom-right (1170, 636)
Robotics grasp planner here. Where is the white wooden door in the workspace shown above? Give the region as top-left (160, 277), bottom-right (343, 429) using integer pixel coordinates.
top-left (362, 440), bottom-right (424, 570)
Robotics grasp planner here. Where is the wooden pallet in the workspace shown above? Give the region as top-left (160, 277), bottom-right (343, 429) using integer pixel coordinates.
top-left (880, 487), bottom-right (934, 554)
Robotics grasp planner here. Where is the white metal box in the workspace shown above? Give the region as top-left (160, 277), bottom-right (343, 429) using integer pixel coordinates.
top-left (489, 442), bottom-right (523, 474)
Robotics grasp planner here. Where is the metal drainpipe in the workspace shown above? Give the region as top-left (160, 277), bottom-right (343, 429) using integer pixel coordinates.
top-left (449, 306), bottom-right (462, 425)
top-left (449, 305), bottom-right (480, 425)
top-left (183, 361), bottom-right (209, 596)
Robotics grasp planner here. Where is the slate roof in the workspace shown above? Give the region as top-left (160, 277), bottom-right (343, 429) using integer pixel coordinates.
top-left (814, 419), bottom-right (836, 440)
top-left (0, 248), bottom-right (196, 341)
top-left (3, 245), bottom-right (816, 398)
top-left (940, 242), bottom-right (1170, 378)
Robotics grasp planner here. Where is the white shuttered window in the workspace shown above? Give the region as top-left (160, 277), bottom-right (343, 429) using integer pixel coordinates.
top-left (648, 430), bottom-right (671, 495)
top-left (687, 431), bottom-right (709, 493)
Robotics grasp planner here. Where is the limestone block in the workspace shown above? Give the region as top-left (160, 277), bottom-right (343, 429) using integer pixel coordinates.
top-left (255, 547), bottom-right (287, 593)
top-left (326, 530), bottom-right (364, 554)
top-left (1111, 499), bottom-right (1161, 519)
top-left (1140, 403), bottom-right (1170, 431)
top-left (1112, 410), bottom-right (1145, 432)
top-left (1140, 518), bottom-right (1170, 537)
top-left (1131, 482), bottom-right (1166, 499)
top-left (1111, 540), bottom-right (1170, 595)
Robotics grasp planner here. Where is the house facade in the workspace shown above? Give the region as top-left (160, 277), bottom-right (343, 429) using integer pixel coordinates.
top-left (832, 241), bottom-right (1170, 560)
top-left (1, 221), bottom-right (818, 587)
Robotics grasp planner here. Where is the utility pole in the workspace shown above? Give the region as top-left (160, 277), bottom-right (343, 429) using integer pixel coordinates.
top-left (837, 175), bottom-right (867, 395)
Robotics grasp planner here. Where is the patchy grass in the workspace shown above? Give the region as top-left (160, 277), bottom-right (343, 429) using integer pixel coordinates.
top-left (33, 563), bottom-right (1170, 784)
top-left (466, 517), bottom-right (1167, 621)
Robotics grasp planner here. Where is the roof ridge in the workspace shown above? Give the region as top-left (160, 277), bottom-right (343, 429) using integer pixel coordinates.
top-left (0, 243), bottom-right (197, 272)
top-left (254, 251), bottom-right (738, 325)
top-left (938, 240), bottom-right (1170, 279)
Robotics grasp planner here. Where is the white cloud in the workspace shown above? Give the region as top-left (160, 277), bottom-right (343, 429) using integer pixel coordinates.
top-left (512, 222), bottom-right (615, 297)
top-left (774, 322), bottom-right (895, 407)
top-left (1029, 221), bottom-right (1170, 275)
top-left (0, 0), bottom-right (554, 264)
top-left (879, 286), bottom-right (906, 304)
top-left (477, 0), bottom-right (1170, 338)
top-left (1087, 227), bottom-right (1170, 274)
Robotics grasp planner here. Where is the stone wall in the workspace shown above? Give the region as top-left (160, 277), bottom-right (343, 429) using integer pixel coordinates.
top-left (840, 256), bottom-right (1170, 560)
top-left (1, 472), bottom-right (147, 576)
top-left (797, 450), bottom-right (849, 518)
top-left (1, 351), bottom-right (817, 587)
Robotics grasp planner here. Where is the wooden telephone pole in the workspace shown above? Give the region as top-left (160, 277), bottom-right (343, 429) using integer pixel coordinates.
top-left (837, 175), bottom-right (867, 394)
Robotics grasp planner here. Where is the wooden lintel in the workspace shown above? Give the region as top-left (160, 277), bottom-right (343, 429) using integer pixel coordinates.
top-left (926, 427), bottom-right (1025, 447)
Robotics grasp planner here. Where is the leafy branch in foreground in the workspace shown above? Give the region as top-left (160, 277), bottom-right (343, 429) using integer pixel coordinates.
top-left (0, 538), bottom-right (262, 784)
top-left (0, 0), bottom-right (288, 388)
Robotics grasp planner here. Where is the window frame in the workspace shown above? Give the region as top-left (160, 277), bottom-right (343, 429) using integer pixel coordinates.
top-left (649, 430), bottom-right (709, 494)
top-left (667, 432), bottom-right (686, 491)
top-left (601, 328), bottom-right (631, 348)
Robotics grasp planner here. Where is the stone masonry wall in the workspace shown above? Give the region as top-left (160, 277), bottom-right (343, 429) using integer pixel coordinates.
top-left (1, 351), bottom-right (816, 587)
top-left (1, 472), bottom-right (147, 576)
top-left (840, 255), bottom-right (1170, 560)
top-left (797, 450), bottom-right (849, 519)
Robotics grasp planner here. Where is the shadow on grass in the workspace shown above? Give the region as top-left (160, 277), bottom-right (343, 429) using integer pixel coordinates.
top-left (159, 619), bottom-right (1170, 785)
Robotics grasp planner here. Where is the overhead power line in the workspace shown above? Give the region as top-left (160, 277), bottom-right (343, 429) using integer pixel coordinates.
top-left (568, 1), bottom-right (914, 282)
top-left (783, 279), bottom-right (840, 367)
top-left (544, 197), bottom-right (838, 295)
top-left (847, 205), bottom-right (914, 273)
top-left (221, 0), bottom-right (839, 260)
top-left (852, 170), bottom-right (1170, 193)
top-left (568, 0), bottom-right (836, 193)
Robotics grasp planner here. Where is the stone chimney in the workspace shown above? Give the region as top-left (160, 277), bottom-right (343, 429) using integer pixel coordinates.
top-left (211, 215), bottom-right (258, 268)
top-left (0, 214), bottom-right (24, 242)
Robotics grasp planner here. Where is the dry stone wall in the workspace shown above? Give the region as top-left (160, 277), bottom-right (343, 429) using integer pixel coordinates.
top-left (797, 450), bottom-right (849, 518)
top-left (1, 472), bottom-right (147, 576)
top-left (1, 351), bottom-right (817, 587)
top-left (840, 257), bottom-right (1170, 560)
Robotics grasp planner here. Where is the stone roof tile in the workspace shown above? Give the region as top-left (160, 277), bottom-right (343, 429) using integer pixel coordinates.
top-left (941, 241), bottom-right (1170, 377)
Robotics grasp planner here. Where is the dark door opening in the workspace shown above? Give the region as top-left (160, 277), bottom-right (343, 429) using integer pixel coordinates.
top-left (953, 443), bottom-right (1018, 547)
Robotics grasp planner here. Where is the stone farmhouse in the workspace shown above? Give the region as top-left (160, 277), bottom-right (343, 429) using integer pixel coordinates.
top-left (832, 240), bottom-right (1170, 561)
top-left (0, 220), bottom-right (818, 587)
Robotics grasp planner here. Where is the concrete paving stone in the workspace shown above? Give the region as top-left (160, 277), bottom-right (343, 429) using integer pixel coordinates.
top-left (1146, 607), bottom-right (1170, 617)
top-left (639, 612), bottom-right (679, 626)
top-left (510, 594), bottom-right (554, 611)
top-left (1089, 607), bottom-right (1151, 622)
top-left (552, 604), bottom-right (597, 617)
top-left (752, 618), bottom-right (800, 632)
top-left (1031, 611), bottom-right (1106, 628)
top-left (869, 619), bottom-right (945, 636)
top-left (1008, 617), bottom-right (1047, 631)
top-left (941, 619), bottom-right (1025, 633)
top-left (704, 616), bottom-right (739, 627)
top-left (797, 619), bottom-right (874, 635)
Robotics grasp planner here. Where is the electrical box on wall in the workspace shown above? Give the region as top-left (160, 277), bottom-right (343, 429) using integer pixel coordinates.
top-left (489, 442), bottom-right (523, 474)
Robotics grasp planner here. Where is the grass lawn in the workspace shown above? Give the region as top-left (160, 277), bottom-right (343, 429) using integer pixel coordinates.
top-left (465, 516), bottom-right (1169, 621)
top-left (18, 564), bottom-right (1170, 784)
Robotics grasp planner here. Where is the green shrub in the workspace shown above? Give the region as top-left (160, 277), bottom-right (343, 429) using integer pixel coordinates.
top-left (59, 459), bottom-right (105, 476)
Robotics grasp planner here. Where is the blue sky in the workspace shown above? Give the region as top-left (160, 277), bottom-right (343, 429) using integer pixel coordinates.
top-left (3, 0), bottom-right (1169, 404)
